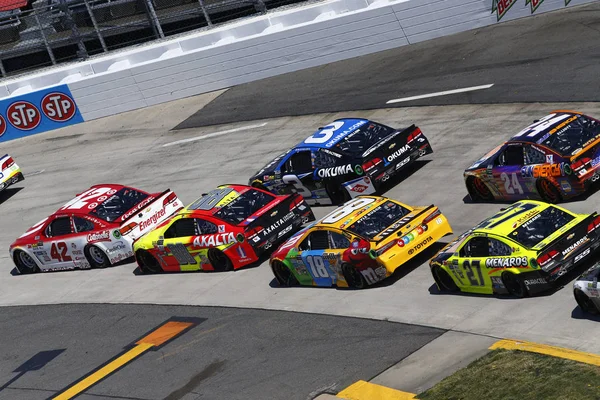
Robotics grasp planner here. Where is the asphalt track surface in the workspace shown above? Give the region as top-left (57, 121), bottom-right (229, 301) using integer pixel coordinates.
top-left (177, 2), bottom-right (600, 128)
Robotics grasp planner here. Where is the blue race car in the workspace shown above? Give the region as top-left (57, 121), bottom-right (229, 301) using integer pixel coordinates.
top-left (249, 118), bottom-right (432, 205)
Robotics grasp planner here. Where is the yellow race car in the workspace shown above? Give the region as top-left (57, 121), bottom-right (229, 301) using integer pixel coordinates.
top-left (270, 195), bottom-right (452, 288)
top-left (430, 200), bottom-right (600, 297)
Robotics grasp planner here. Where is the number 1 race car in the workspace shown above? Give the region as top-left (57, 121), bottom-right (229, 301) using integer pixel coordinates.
top-left (0, 154), bottom-right (24, 193)
top-left (249, 118), bottom-right (432, 205)
top-left (465, 111), bottom-right (600, 203)
top-left (133, 184), bottom-right (315, 273)
top-left (573, 261), bottom-right (600, 314)
top-left (269, 195), bottom-right (452, 288)
top-left (9, 184), bottom-right (183, 274)
top-left (430, 200), bottom-right (600, 297)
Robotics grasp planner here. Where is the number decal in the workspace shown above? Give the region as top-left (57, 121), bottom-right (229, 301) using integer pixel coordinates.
top-left (500, 172), bottom-right (523, 195)
top-left (60, 187), bottom-right (113, 210)
top-left (463, 260), bottom-right (484, 286)
top-left (282, 175), bottom-right (312, 198)
top-left (306, 255), bottom-right (328, 278)
top-left (322, 197), bottom-right (376, 224)
top-left (513, 113), bottom-right (570, 138)
top-left (189, 188), bottom-right (234, 210)
top-left (50, 242), bottom-right (72, 262)
top-left (169, 243), bottom-right (197, 265)
top-left (304, 121), bottom-right (345, 144)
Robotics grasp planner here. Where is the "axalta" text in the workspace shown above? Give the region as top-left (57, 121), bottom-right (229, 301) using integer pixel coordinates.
top-left (193, 232), bottom-right (236, 248)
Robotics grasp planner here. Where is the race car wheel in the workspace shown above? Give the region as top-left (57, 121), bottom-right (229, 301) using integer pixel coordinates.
top-left (14, 250), bottom-right (39, 274)
top-left (466, 177), bottom-right (494, 202)
top-left (272, 260), bottom-right (298, 286)
top-left (326, 184), bottom-right (350, 205)
top-left (136, 249), bottom-right (162, 273)
top-left (342, 263), bottom-right (368, 289)
top-left (574, 289), bottom-right (599, 314)
top-left (85, 245), bottom-right (110, 268)
top-left (208, 248), bottom-right (233, 272)
top-left (501, 272), bottom-right (529, 298)
top-left (432, 265), bottom-right (459, 292)
top-left (538, 179), bottom-right (562, 204)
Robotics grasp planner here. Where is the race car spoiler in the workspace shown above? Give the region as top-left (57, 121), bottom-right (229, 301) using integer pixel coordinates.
top-left (361, 124), bottom-right (419, 159)
top-left (119, 189), bottom-right (178, 223)
top-left (375, 204), bottom-right (439, 244)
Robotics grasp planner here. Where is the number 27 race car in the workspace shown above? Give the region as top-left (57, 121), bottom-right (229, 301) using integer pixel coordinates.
top-left (9, 184), bottom-right (183, 274)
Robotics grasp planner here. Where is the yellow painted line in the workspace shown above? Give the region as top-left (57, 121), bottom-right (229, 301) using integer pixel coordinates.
top-left (337, 380), bottom-right (416, 400)
top-left (53, 320), bottom-right (195, 400)
top-left (490, 339), bottom-right (600, 367)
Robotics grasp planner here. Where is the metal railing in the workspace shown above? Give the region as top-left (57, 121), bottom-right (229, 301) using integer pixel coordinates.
top-left (0, 0), bottom-right (305, 78)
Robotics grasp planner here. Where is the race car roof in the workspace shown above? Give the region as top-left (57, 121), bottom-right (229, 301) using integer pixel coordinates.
top-left (315, 196), bottom-right (387, 230)
top-left (297, 118), bottom-right (370, 149)
top-left (54, 184), bottom-right (139, 217)
top-left (508, 111), bottom-right (581, 144)
top-left (472, 201), bottom-right (550, 235)
top-left (184, 184), bottom-right (251, 213)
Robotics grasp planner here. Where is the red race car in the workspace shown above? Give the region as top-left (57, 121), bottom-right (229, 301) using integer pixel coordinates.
top-left (133, 184), bottom-right (316, 273)
top-left (9, 184), bottom-right (183, 274)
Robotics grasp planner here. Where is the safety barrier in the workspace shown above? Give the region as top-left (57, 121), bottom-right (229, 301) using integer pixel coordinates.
top-left (0, 0), bottom-right (595, 142)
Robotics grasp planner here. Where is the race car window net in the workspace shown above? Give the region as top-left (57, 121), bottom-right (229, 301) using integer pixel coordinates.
top-left (496, 145), bottom-right (524, 166)
top-left (509, 206), bottom-right (575, 248)
top-left (163, 218), bottom-right (218, 238)
top-left (283, 151), bottom-right (312, 173)
top-left (335, 122), bottom-right (395, 156)
top-left (46, 217), bottom-right (73, 237)
top-left (541, 115), bottom-right (600, 156)
top-left (346, 201), bottom-right (410, 240)
top-left (299, 230), bottom-right (329, 251)
top-left (214, 189), bottom-right (275, 225)
top-left (74, 217), bottom-right (94, 233)
top-left (89, 188), bottom-right (149, 222)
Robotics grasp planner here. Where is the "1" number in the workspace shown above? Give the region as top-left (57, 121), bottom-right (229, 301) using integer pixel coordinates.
top-left (169, 243), bottom-right (197, 265)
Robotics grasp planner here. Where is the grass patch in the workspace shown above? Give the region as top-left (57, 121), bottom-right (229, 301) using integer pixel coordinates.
top-left (417, 349), bottom-right (600, 400)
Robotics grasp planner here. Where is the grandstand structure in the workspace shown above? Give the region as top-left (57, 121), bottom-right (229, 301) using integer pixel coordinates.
top-left (0, 0), bottom-right (303, 77)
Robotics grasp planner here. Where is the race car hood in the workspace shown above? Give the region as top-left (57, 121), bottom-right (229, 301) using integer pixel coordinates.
top-left (577, 262), bottom-right (600, 281)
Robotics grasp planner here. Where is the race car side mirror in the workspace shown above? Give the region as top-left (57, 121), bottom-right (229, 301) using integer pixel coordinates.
top-left (500, 208), bottom-right (507, 211)
top-left (533, 120), bottom-right (539, 123)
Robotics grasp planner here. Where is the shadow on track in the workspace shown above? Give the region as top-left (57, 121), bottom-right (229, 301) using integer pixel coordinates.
top-left (0, 187), bottom-right (23, 206)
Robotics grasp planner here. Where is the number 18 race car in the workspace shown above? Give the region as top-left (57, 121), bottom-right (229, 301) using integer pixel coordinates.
top-left (430, 200), bottom-right (600, 297)
top-left (573, 261), bottom-right (600, 314)
top-left (249, 118), bottom-right (432, 205)
top-left (269, 195), bottom-right (452, 288)
top-left (9, 184), bottom-right (183, 274)
top-left (465, 111), bottom-right (600, 203)
top-left (0, 154), bottom-right (24, 193)
top-left (133, 184), bottom-right (315, 273)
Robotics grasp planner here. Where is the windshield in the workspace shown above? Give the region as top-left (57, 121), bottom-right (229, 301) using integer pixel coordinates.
top-left (541, 115), bottom-right (600, 155)
top-left (89, 187), bottom-right (149, 222)
top-left (508, 206), bottom-right (574, 248)
top-left (335, 122), bottom-right (395, 156)
top-left (253, 149), bottom-right (291, 176)
top-left (346, 201), bottom-right (410, 239)
top-left (214, 189), bottom-right (275, 224)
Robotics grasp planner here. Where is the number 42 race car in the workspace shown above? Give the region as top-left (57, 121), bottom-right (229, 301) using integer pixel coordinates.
top-left (9, 184), bottom-right (183, 274)
top-left (249, 118), bottom-right (432, 205)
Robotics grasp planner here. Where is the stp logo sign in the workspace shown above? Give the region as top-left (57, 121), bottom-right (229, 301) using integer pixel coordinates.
top-left (0, 114), bottom-right (6, 137)
top-left (41, 92), bottom-right (77, 122)
top-left (7, 101), bottom-right (41, 130)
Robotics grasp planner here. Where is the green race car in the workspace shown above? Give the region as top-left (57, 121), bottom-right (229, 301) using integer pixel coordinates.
top-left (430, 200), bottom-right (600, 297)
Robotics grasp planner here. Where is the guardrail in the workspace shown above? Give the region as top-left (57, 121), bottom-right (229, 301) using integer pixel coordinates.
top-left (0, 0), bottom-right (596, 142)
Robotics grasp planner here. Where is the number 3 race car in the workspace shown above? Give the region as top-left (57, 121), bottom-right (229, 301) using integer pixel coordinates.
top-left (430, 200), bottom-right (600, 298)
top-left (269, 195), bottom-right (452, 288)
top-left (465, 111), bottom-right (600, 203)
top-left (0, 154), bottom-right (24, 193)
top-left (573, 261), bottom-right (600, 314)
top-left (133, 184), bottom-right (315, 273)
top-left (249, 118), bottom-right (432, 205)
top-left (9, 184), bottom-right (183, 274)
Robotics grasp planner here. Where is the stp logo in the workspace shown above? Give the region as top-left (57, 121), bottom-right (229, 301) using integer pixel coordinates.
top-left (42, 92), bottom-right (77, 122)
top-left (0, 114), bottom-right (6, 137)
top-left (7, 101), bottom-right (41, 130)
top-left (351, 184), bottom-right (368, 193)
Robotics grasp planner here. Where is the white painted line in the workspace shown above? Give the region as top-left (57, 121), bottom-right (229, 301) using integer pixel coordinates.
top-left (386, 84), bottom-right (495, 104)
top-left (162, 123), bottom-right (268, 147)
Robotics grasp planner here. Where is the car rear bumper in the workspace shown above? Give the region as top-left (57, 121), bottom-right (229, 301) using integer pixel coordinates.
top-left (0, 171), bottom-right (24, 192)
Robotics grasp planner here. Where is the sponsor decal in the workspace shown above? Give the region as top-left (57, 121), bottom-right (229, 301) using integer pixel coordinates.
top-left (260, 211), bottom-right (296, 238)
top-left (520, 163), bottom-right (571, 178)
top-left (545, 154), bottom-right (553, 164)
top-left (562, 236), bottom-right (588, 257)
top-left (524, 278), bottom-right (546, 286)
top-left (561, 180), bottom-right (572, 193)
top-left (321, 149), bottom-right (342, 158)
top-left (317, 164), bottom-right (354, 178)
top-left (113, 230), bottom-right (121, 239)
top-left (0, 114), bottom-right (5, 137)
top-left (87, 231), bottom-right (111, 242)
top-left (492, 0), bottom-right (518, 21)
top-left (139, 207), bottom-right (166, 231)
top-left (122, 196), bottom-right (156, 220)
top-left (218, 224), bottom-right (226, 233)
top-left (193, 232), bottom-right (236, 248)
top-left (278, 225), bottom-right (293, 238)
top-left (386, 144), bottom-right (411, 164)
top-left (574, 247), bottom-right (591, 263)
top-left (389, 143), bottom-right (396, 150)
top-left (395, 156), bottom-right (410, 170)
top-left (485, 257), bottom-right (528, 268)
top-left (325, 121), bottom-right (368, 148)
top-left (408, 236), bottom-right (433, 255)
top-left (107, 241), bottom-right (127, 254)
top-left (526, 0), bottom-right (544, 13)
top-left (41, 92), bottom-right (77, 122)
top-left (511, 210), bottom-right (539, 229)
top-left (7, 101), bottom-right (41, 130)
top-left (351, 184), bottom-right (368, 193)
top-left (237, 246), bottom-right (249, 261)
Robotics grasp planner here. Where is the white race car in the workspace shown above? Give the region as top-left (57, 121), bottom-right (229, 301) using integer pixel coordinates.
top-left (0, 154), bottom-right (24, 192)
top-left (573, 262), bottom-right (600, 314)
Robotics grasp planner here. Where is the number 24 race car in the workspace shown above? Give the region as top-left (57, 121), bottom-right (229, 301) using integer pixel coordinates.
top-left (249, 118), bottom-right (432, 205)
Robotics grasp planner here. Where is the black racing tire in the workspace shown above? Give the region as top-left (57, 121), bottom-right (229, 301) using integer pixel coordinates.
top-left (271, 260), bottom-right (299, 286)
top-left (251, 180), bottom-right (268, 191)
top-left (501, 271), bottom-right (529, 298)
top-left (13, 250), bottom-right (40, 274)
top-left (466, 176), bottom-right (495, 202)
top-left (432, 265), bottom-right (459, 292)
top-left (326, 183), bottom-right (350, 205)
top-left (208, 248), bottom-right (234, 272)
top-left (85, 245), bottom-right (111, 268)
top-left (342, 263), bottom-right (368, 289)
top-left (574, 289), bottom-right (599, 314)
top-left (537, 179), bottom-right (562, 204)
top-left (135, 249), bottom-right (163, 274)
